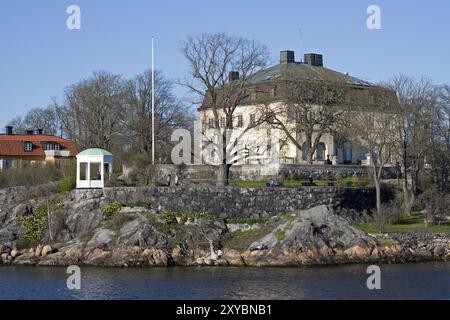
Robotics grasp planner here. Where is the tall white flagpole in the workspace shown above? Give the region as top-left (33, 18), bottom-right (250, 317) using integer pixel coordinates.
top-left (151, 36), bottom-right (155, 165)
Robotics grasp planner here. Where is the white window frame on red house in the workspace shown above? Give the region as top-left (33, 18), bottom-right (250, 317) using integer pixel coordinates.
top-left (23, 141), bottom-right (33, 152)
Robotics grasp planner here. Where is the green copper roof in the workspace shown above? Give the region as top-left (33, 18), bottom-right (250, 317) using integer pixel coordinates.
top-left (246, 63), bottom-right (374, 87)
top-left (77, 148), bottom-right (113, 156)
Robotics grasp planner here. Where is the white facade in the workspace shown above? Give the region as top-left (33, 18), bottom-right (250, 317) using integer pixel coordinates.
top-left (199, 102), bottom-right (371, 166)
top-left (76, 149), bottom-right (113, 189)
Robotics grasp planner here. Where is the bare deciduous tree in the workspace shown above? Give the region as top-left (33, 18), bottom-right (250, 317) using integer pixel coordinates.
top-left (62, 71), bottom-right (128, 152)
top-left (6, 116), bottom-right (26, 133)
top-left (347, 89), bottom-right (397, 216)
top-left (384, 75), bottom-right (438, 216)
top-left (180, 32), bottom-right (270, 185)
top-left (7, 102), bottom-right (61, 136)
top-left (126, 69), bottom-right (192, 162)
top-left (430, 85), bottom-right (450, 191)
top-left (8, 69), bottom-right (192, 173)
top-left (266, 77), bottom-right (351, 164)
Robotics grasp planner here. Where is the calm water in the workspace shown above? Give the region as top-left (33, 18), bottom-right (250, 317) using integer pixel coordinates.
top-left (0, 262), bottom-right (449, 300)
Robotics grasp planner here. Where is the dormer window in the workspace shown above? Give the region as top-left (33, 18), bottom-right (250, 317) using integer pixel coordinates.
top-left (24, 141), bottom-right (33, 152)
top-left (44, 142), bottom-right (61, 151)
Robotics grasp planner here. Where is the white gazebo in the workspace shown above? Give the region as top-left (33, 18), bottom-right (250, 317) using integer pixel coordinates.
top-left (76, 148), bottom-right (113, 189)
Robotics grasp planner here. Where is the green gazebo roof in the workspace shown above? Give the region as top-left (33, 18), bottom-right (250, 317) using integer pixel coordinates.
top-left (77, 148), bottom-right (113, 156)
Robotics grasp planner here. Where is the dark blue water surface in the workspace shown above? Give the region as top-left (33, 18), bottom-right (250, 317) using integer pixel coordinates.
top-left (0, 262), bottom-right (449, 300)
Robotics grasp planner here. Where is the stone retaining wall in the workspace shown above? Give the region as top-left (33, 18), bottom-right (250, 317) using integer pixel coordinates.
top-left (96, 186), bottom-right (337, 218)
top-left (119, 163), bottom-right (396, 186)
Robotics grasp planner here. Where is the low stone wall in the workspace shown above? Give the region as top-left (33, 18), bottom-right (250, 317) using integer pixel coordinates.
top-left (119, 163), bottom-right (396, 186)
top-left (97, 186), bottom-right (337, 218)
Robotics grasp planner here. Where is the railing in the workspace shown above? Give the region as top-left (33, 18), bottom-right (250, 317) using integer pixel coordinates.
top-left (44, 150), bottom-right (71, 157)
top-left (243, 157), bottom-right (297, 165)
top-left (280, 157), bottom-right (295, 164)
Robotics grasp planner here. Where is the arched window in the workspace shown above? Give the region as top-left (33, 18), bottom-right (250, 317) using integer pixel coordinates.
top-left (343, 142), bottom-right (352, 164)
top-left (280, 143), bottom-right (289, 158)
top-left (316, 143), bottom-right (326, 161)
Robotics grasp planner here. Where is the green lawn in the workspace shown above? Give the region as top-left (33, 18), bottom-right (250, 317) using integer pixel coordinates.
top-left (230, 180), bottom-right (329, 188)
top-left (356, 213), bottom-right (450, 234)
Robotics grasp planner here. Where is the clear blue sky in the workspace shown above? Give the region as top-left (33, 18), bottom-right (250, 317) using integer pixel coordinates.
top-left (1, 0), bottom-right (449, 128)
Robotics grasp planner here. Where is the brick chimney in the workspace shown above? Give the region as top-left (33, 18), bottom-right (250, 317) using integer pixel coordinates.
top-left (280, 50), bottom-right (295, 64)
top-left (304, 53), bottom-right (323, 67)
top-left (5, 126), bottom-right (13, 135)
top-left (229, 71), bottom-right (239, 81)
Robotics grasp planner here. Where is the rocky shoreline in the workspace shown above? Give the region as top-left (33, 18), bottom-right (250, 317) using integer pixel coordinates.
top-left (1, 215), bottom-right (449, 268)
top-left (2, 234), bottom-right (449, 268)
top-left (0, 186), bottom-right (449, 268)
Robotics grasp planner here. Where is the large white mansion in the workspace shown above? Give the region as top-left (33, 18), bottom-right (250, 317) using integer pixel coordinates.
top-left (198, 50), bottom-right (395, 167)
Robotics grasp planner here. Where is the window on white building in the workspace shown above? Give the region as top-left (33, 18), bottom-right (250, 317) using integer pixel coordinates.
top-left (79, 162), bottom-right (87, 180)
top-left (90, 163), bottom-right (101, 181)
top-left (270, 86), bottom-right (277, 98)
top-left (208, 118), bottom-right (214, 129)
top-left (250, 114), bottom-right (256, 126)
top-left (316, 143), bottom-right (326, 161)
top-left (237, 115), bottom-right (243, 127)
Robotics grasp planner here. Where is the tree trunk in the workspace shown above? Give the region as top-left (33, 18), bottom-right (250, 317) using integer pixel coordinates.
top-left (216, 164), bottom-right (230, 186)
top-left (306, 152), bottom-right (313, 165)
top-left (411, 159), bottom-right (420, 196)
top-left (216, 128), bottom-right (230, 186)
top-left (374, 176), bottom-right (382, 217)
top-left (371, 161), bottom-right (382, 218)
top-left (304, 136), bottom-right (313, 164)
top-left (46, 197), bottom-right (53, 243)
top-left (401, 169), bottom-right (413, 216)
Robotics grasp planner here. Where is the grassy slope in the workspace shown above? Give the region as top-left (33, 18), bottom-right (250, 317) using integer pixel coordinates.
top-left (356, 213), bottom-right (450, 234)
top-left (221, 225), bottom-right (275, 251)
